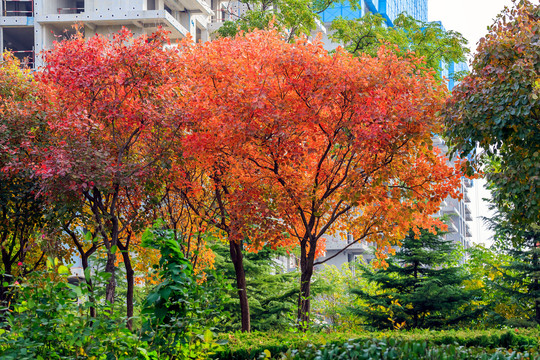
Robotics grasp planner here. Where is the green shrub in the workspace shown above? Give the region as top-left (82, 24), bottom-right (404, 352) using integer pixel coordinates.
top-left (140, 227), bottom-right (226, 359)
top-left (0, 229), bottom-right (224, 360)
top-left (0, 259), bottom-right (147, 360)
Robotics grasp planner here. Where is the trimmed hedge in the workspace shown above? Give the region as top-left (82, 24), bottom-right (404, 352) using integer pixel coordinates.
top-left (212, 329), bottom-right (540, 359)
top-left (277, 338), bottom-right (540, 360)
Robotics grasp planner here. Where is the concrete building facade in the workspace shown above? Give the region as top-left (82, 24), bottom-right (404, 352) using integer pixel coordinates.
top-left (0, 0), bottom-right (213, 67)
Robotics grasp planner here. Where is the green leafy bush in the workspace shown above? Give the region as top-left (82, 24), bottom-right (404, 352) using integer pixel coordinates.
top-left (0, 259), bottom-right (147, 360)
top-left (277, 338), bottom-right (540, 360)
top-left (140, 227), bottom-right (226, 359)
top-left (0, 229), bottom-right (224, 359)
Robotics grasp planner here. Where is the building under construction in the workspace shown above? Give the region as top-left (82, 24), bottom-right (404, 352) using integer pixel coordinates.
top-left (0, 0), bottom-right (215, 67)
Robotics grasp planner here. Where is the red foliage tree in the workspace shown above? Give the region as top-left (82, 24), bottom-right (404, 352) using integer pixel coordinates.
top-left (34, 28), bottom-right (184, 327)
top-left (181, 29), bottom-right (463, 327)
top-left (0, 54), bottom-right (61, 306)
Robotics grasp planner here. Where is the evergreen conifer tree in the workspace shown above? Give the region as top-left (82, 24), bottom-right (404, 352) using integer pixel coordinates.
top-left (208, 243), bottom-right (301, 332)
top-left (351, 227), bottom-right (480, 329)
top-left (490, 220), bottom-right (540, 325)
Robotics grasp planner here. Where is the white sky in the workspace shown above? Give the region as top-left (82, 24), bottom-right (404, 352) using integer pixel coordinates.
top-left (428, 0), bottom-right (516, 246)
top-left (428, 0), bottom-right (515, 54)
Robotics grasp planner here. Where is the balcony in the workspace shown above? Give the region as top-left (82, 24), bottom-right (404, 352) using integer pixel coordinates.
top-left (325, 234), bottom-right (370, 251)
top-left (168, 0), bottom-right (212, 14)
top-left (465, 207), bottom-right (472, 222)
top-left (465, 223), bottom-right (472, 238)
top-left (37, 9), bottom-right (189, 39)
top-left (441, 198), bottom-right (461, 218)
top-left (447, 221), bottom-right (459, 234)
top-left (57, 7), bottom-right (84, 14)
top-left (1, 0), bottom-right (33, 26)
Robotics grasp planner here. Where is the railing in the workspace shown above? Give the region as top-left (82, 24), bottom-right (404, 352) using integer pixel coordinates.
top-left (3, 10), bottom-right (32, 16)
top-left (210, 9), bottom-right (233, 23)
top-left (57, 7), bottom-right (84, 14)
top-left (3, 0), bottom-right (33, 16)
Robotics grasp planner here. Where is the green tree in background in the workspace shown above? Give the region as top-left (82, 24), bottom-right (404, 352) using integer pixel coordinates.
top-left (331, 13), bottom-right (469, 82)
top-left (215, 0), bottom-right (354, 40)
top-left (491, 222), bottom-right (540, 325)
top-left (311, 262), bottom-right (374, 329)
top-left (443, 0), bottom-right (539, 230)
top-left (463, 245), bottom-right (516, 327)
top-left (351, 228), bottom-right (480, 330)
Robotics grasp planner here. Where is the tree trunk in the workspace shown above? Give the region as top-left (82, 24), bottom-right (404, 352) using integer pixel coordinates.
top-left (81, 254), bottom-right (97, 318)
top-left (533, 237), bottom-right (540, 324)
top-left (297, 267), bottom-right (313, 329)
top-left (229, 240), bottom-right (250, 332)
top-left (105, 212), bottom-right (120, 310)
top-left (104, 251), bottom-right (117, 308)
top-left (297, 237), bottom-right (316, 331)
top-left (120, 243), bottom-right (135, 330)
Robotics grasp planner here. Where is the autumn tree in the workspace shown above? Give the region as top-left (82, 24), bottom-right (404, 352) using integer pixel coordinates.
top-left (181, 29), bottom-right (462, 327)
top-left (0, 54), bottom-right (68, 307)
top-left (34, 28), bottom-right (184, 327)
top-left (443, 0), bottom-right (539, 232)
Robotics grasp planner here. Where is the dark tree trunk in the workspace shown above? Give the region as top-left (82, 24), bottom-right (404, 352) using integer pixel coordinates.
top-left (81, 254), bottom-right (97, 318)
top-left (229, 240), bottom-right (250, 332)
top-left (533, 238), bottom-right (540, 324)
top-left (104, 251), bottom-right (117, 307)
top-left (119, 242), bottom-right (134, 330)
top-left (297, 237), bottom-right (316, 331)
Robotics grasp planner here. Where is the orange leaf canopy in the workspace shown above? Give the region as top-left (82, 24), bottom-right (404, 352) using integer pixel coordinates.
top-left (179, 29), bottom-right (462, 259)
